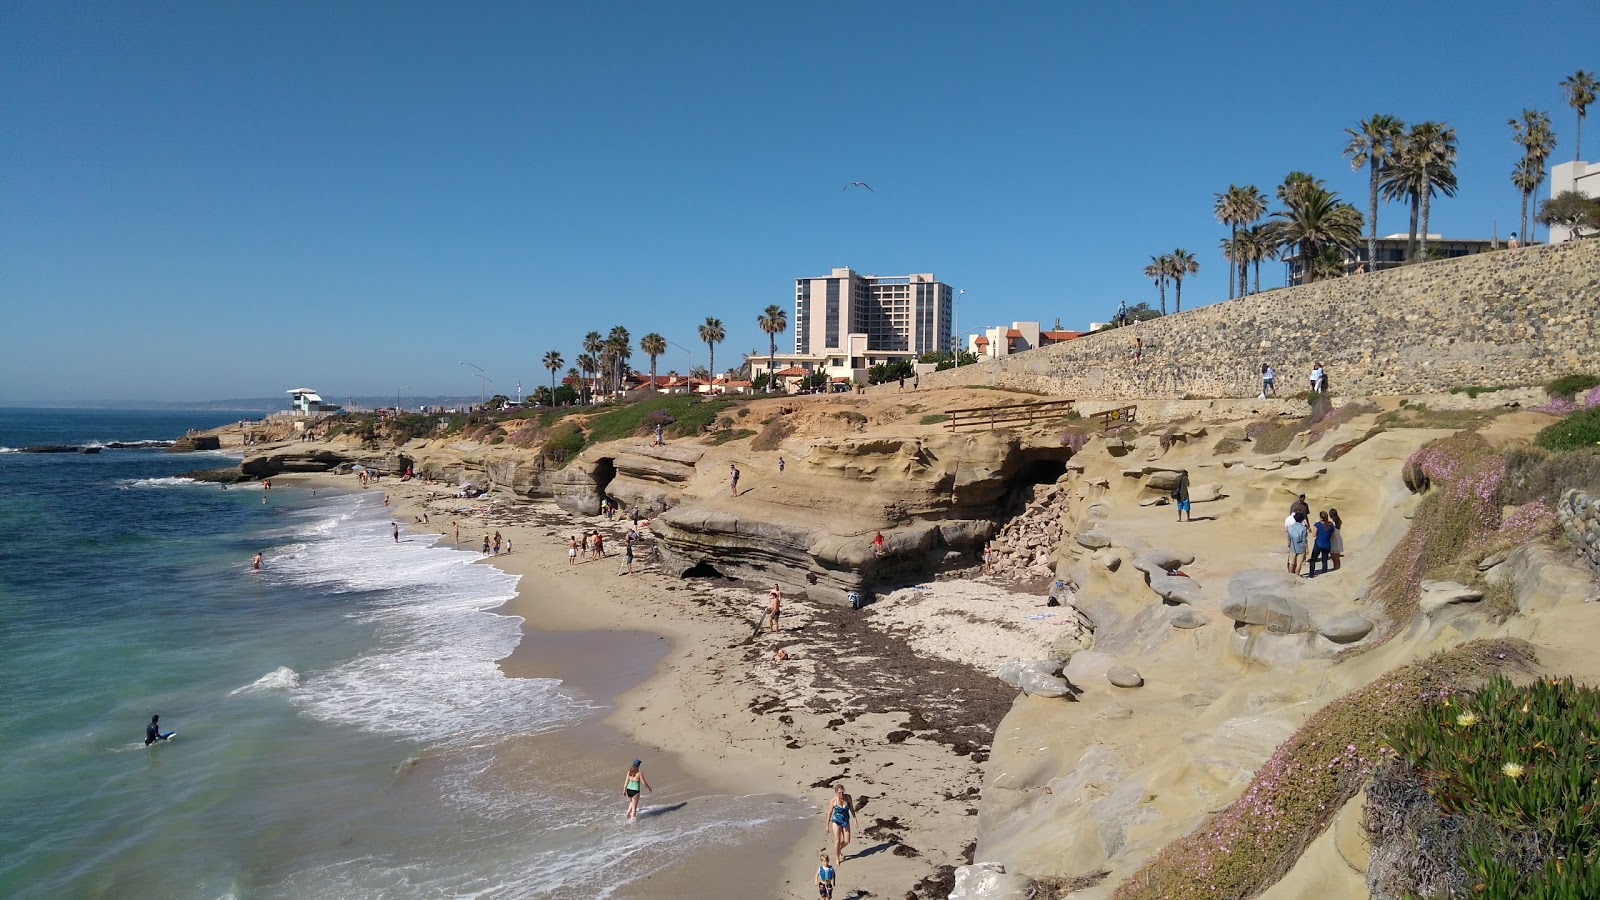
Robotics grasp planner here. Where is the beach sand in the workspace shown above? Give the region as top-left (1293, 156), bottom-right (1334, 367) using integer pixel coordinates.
top-left (284, 470), bottom-right (1046, 899)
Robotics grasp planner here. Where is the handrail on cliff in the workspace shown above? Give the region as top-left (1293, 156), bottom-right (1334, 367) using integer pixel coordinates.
top-left (944, 397), bottom-right (1076, 431)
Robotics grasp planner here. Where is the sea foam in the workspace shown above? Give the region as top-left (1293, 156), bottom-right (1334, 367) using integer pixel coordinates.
top-left (230, 666), bottom-right (301, 696)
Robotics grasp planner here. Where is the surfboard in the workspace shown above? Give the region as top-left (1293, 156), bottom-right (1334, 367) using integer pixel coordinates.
top-left (148, 732), bottom-right (175, 745)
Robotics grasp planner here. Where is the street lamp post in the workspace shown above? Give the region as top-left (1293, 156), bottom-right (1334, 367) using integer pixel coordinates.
top-left (954, 289), bottom-right (966, 365)
top-left (459, 361), bottom-right (490, 408)
top-left (397, 385), bottom-right (409, 413)
top-left (664, 341), bottom-right (693, 395)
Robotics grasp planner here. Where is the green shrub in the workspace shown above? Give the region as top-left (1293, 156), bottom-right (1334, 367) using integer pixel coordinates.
top-left (489, 434), bottom-right (504, 445)
top-left (1534, 405), bottom-right (1600, 453)
top-left (542, 423), bottom-right (586, 463)
top-left (1545, 373), bottom-right (1599, 399)
top-left (707, 428), bottom-right (755, 445)
top-left (1212, 436), bottom-right (1242, 455)
top-left (577, 395), bottom-right (734, 443)
top-left (1066, 409), bottom-right (1082, 420)
top-left (1503, 446), bottom-right (1600, 505)
top-left (920, 413), bottom-right (950, 425)
top-left (1448, 384), bottom-right (1511, 399)
top-left (1371, 675), bottom-right (1600, 898)
top-left (737, 407), bottom-right (750, 418)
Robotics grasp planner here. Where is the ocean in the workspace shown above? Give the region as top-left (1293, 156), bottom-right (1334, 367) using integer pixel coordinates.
top-left (0, 409), bottom-right (797, 899)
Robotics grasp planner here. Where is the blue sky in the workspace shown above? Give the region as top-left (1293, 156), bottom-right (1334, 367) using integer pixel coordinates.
top-left (3, 1), bottom-right (1596, 403)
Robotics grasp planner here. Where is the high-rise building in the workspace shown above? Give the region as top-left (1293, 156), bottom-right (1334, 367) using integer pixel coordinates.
top-left (793, 268), bottom-right (953, 356)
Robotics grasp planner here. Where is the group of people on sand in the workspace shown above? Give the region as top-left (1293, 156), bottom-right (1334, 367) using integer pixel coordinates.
top-left (616, 755), bottom-right (850, 897)
top-left (1285, 493), bottom-right (1343, 577)
top-left (482, 530), bottom-right (508, 556)
top-left (569, 530), bottom-right (606, 562)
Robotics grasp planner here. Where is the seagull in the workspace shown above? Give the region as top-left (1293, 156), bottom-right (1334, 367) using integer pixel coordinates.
top-left (843, 182), bottom-right (874, 192)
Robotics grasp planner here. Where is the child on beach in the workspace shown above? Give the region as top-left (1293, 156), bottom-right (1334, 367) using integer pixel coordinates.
top-left (816, 850), bottom-right (836, 899)
top-left (768, 584), bottom-right (782, 633)
top-left (623, 759), bottom-right (652, 819)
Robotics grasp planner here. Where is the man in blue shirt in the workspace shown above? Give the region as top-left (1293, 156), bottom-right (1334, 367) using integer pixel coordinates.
top-left (1286, 512), bottom-right (1309, 576)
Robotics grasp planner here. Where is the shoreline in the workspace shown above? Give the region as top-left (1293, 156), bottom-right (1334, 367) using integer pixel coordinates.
top-left (283, 468), bottom-right (1026, 899)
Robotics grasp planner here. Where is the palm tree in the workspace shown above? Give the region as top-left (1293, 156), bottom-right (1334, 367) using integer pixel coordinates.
top-left (1560, 70), bottom-right (1597, 161)
top-left (697, 317), bottom-right (725, 395)
top-left (1143, 254), bottom-right (1171, 315)
top-left (1511, 157), bottom-right (1541, 247)
top-left (1275, 171), bottom-right (1323, 206)
top-left (576, 354), bottom-right (598, 404)
top-left (1509, 110), bottom-right (1557, 243)
top-left (1213, 187), bottom-right (1241, 300)
top-left (1168, 249), bottom-right (1198, 312)
top-left (1380, 123), bottom-right (1458, 262)
top-left (1215, 185), bottom-right (1267, 300)
top-left (1269, 184), bottom-right (1363, 284)
top-left (640, 333), bottom-right (666, 393)
top-left (1240, 225), bottom-right (1277, 294)
top-left (541, 350), bottom-right (564, 403)
top-left (757, 304), bottom-right (788, 392)
top-left (581, 331), bottom-right (604, 399)
top-left (1343, 114), bottom-right (1406, 275)
top-left (606, 325), bottom-right (632, 396)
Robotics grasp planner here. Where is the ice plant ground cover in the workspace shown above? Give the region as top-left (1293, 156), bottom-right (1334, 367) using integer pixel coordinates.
top-left (1368, 675), bottom-right (1600, 897)
top-left (1110, 640), bottom-right (1533, 900)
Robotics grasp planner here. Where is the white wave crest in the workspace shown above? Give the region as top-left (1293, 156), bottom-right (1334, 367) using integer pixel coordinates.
top-left (230, 666), bottom-right (301, 696)
top-left (123, 476), bottom-right (200, 488)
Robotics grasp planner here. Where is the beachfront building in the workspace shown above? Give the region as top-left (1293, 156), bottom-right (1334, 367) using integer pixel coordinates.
top-left (1548, 159), bottom-right (1599, 243)
top-left (286, 388), bottom-right (342, 417)
top-left (1284, 234), bottom-right (1497, 285)
top-left (749, 268), bottom-right (954, 389)
top-left (968, 322), bottom-right (1085, 359)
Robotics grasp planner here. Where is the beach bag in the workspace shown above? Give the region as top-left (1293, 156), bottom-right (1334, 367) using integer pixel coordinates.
top-left (1170, 488), bottom-right (1181, 500)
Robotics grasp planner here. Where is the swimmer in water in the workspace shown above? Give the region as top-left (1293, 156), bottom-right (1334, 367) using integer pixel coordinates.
top-left (252, 552), bottom-right (262, 571)
top-left (144, 715), bottom-right (172, 745)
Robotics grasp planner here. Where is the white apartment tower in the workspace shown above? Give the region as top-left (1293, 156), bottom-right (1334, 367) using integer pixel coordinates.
top-left (794, 268), bottom-right (954, 357)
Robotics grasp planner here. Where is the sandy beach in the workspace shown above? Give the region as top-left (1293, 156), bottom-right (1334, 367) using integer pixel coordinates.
top-left (277, 467), bottom-right (1047, 899)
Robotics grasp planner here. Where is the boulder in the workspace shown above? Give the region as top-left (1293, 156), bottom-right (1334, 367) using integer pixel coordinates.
top-left (1147, 573), bottom-right (1204, 606)
top-left (1138, 496), bottom-right (1169, 506)
top-left (1145, 471), bottom-right (1181, 492)
top-left (1103, 439), bottom-right (1129, 456)
top-left (1318, 612), bottom-right (1374, 644)
top-left (1018, 670), bottom-right (1073, 699)
top-left (1107, 666), bottom-right (1144, 688)
top-left (1189, 483), bottom-right (1224, 503)
top-left (994, 660), bottom-right (1024, 688)
top-left (1221, 592), bottom-right (1313, 635)
top-left (1064, 650), bottom-right (1118, 684)
top-left (1171, 610), bottom-right (1210, 629)
top-left (947, 862), bottom-right (1035, 900)
top-left (1419, 580), bottom-right (1485, 614)
top-left (1132, 550), bottom-right (1196, 575)
top-left (1230, 624), bottom-right (1339, 667)
top-left (1093, 549), bottom-right (1121, 571)
top-left (1075, 531), bottom-right (1112, 550)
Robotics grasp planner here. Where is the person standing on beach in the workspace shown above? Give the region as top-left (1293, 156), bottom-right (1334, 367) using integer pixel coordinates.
top-left (454, 523), bottom-right (460, 546)
top-left (1290, 494), bottom-right (1310, 520)
top-left (1262, 364), bottom-right (1276, 398)
top-left (252, 552), bottom-right (263, 571)
top-left (983, 542), bottom-right (992, 575)
top-left (767, 583), bottom-right (782, 632)
top-left (1309, 511), bottom-right (1334, 577)
top-left (568, 535), bottom-right (579, 565)
top-left (1328, 508), bottom-right (1344, 570)
top-left (1286, 512), bottom-right (1309, 576)
top-left (778, 457), bottom-right (785, 474)
top-left (1174, 469), bottom-right (1192, 522)
top-left (622, 759), bottom-right (652, 819)
top-left (729, 464), bottom-right (740, 496)
top-left (825, 784), bottom-right (854, 866)
top-left (492, 531), bottom-right (502, 555)
top-left (482, 534), bottom-right (491, 556)
top-left (392, 523), bottom-right (399, 544)
top-left (816, 850), bottom-right (837, 899)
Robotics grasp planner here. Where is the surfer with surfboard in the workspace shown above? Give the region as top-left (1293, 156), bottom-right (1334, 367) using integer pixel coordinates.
top-left (144, 714), bottom-right (174, 746)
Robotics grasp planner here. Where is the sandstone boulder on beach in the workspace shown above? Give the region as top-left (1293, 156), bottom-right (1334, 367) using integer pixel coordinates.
top-left (1171, 609), bottom-right (1210, 629)
top-left (1222, 592), bottom-right (1313, 635)
top-left (1075, 530), bottom-right (1112, 550)
top-left (1318, 612), bottom-right (1375, 644)
top-left (1418, 579), bottom-right (1485, 613)
top-left (1107, 665), bottom-right (1144, 688)
top-left (947, 862), bottom-right (1034, 899)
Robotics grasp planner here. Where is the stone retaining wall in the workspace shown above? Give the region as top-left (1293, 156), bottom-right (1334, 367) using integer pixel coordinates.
top-left (922, 240), bottom-right (1599, 400)
top-left (1557, 489), bottom-right (1600, 576)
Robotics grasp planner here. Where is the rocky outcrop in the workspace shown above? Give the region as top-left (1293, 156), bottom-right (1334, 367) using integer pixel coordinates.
top-left (988, 482), bottom-right (1068, 581)
top-left (239, 446), bottom-right (354, 477)
top-left (651, 432), bottom-right (1073, 604)
top-left (167, 435), bottom-right (221, 452)
top-left (550, 443), bottom-right (707, 516)
top-left (1557, 488), bottom-right (1600, 576)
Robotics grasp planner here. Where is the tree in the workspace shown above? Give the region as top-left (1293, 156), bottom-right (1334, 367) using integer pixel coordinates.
top-left (576, 354), bottom-right (598, 404)
top-left (1275, 171), bottom-right (1324, 206)
top-left (639, 333), bottom-right (666, 393)
top-left (541, 350), bottom-right (564, 403)
top-left (1560, 70), bottom-right (1597, 161)
top-left (1241, 225), bottom-right (1277, 294)
top-left (1344, 114), bottom-right (1406, 274)
top-left (581, 331), bottom-right (604, 400)
top-left (1214, 184), bottom-right (1267, 300)
top-left (697, 317), bottom-right (725, 394)
top-left (757, 304), bottom-right (788, 393)
top-left (867, 359), bottom-right (915, 385)
top-left (605, 325), bottom-right (631, 397)
top-left (1509, 110), bottom-right (1556, 243)
top-left (1381, 122), bottom-right (1458, 262)
top-left (1537, 190), bottom-right (1600, 238)
top-left (1269, 184), bottom-right (1363, 283)
top-left (1144, 254), bottom-right (1171, 315)
top-left (1511, 157), bottom-right (1541, 246)
top-left (1168, 248), bottom-right (1198, 312)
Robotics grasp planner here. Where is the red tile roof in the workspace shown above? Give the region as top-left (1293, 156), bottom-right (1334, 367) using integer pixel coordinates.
top-left (1041, 330), bottom-right (1083, 340)
top-left (1006, 329), bottom-right (1023, 338)
top-left (773, 366), bottom-right (809, 377)
top-left (974, 336), bottom-right (990, 346)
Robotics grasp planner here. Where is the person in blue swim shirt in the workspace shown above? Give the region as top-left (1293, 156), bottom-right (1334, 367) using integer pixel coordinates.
top-left (816, 849), bottom-right (836, 898)
top-left (144, 714), bottom-right (172, 745)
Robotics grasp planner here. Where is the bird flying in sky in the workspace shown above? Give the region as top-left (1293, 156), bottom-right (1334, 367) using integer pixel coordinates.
top-left (844, 182), bottom-right (874, 192)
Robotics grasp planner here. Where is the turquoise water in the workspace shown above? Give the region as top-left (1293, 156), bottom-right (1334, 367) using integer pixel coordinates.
top-left (0, 409), bottom-right (794, 898)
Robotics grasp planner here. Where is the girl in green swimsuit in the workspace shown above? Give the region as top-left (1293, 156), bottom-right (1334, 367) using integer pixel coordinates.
top-left (623, 759), bottom-right (652, 820)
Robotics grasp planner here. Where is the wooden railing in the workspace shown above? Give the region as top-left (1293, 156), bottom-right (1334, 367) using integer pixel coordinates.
top-left (944, 398), bottom-right (1076, 431)
top-left (1090, 405), bottom-right (1137, 430)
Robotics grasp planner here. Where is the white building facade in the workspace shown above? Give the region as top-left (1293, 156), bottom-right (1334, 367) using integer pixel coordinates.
top-left (1548, 159), bottom-right (1599, 243)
